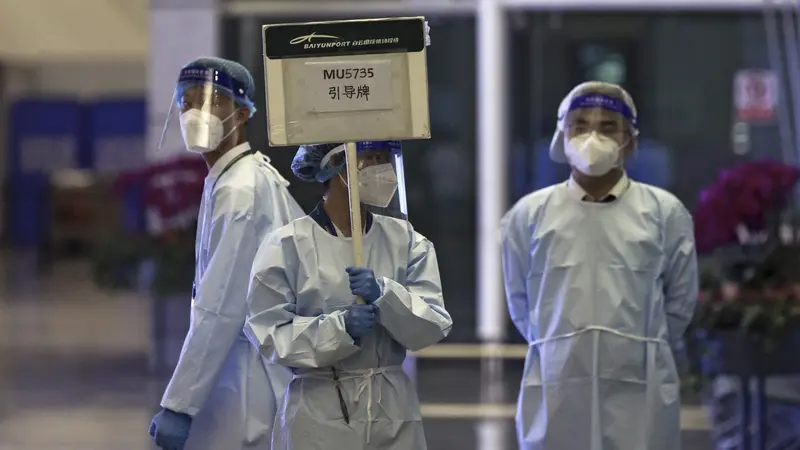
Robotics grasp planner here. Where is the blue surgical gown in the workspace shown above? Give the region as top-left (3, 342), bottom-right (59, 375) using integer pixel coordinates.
top-left (244, 214), bottom-right (453, 450)
top-left (500, 180), bottom-right (698, 450)
top-left (160, 143), bottom-right (305, 450)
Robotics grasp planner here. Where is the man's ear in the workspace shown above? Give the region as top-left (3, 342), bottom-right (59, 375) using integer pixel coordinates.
top-left (235, 107), bottom-right (250, 126)
top-left (623, 134), bottom-right (637, 157)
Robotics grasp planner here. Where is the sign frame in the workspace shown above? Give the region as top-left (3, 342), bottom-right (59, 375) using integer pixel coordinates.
top-left (262, 16), bottom-right (431, 147)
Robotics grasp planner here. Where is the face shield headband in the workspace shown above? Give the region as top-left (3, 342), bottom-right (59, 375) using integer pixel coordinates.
top-left (557, 94), bottom-right (639, 135)
top-left (318, 140), bottom-right (403, 181)
top-left (175, 66), bottom-right (256, 118)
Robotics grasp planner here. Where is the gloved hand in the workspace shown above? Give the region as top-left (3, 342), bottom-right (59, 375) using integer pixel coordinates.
top-left (345, 266), bottom-right (382, 303)
top-left (343, 304), bottom-right (378, 340)
top-left (149, 408), bottom-right (192, 450)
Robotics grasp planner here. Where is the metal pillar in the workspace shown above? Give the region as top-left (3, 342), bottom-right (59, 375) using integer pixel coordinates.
top-left (147, 0), bottom-right (219, 162)
top-left (477, 0), bottom-right (508, 343)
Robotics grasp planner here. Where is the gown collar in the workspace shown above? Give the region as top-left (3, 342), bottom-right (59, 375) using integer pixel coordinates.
top-left (310, 201), bottom-right (373, 237)
top-left (207, 142), bottom-right (252, 180)
top-left (566, 172), bottom-right (630, 202)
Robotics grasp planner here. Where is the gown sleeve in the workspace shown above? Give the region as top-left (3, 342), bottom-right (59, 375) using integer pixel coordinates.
top-left (500, 205), bottom-right (531, 341)
top-left (160, 186), bottom-right (258, 416)
top-left (662, 201), bottom-right (699, 350)
top-left (245, 231), bottom-right (361, 369)
top-left (374, 233), bottom-right (453, 352)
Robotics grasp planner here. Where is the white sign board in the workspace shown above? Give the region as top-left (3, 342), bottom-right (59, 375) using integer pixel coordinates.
top-left (734, 69), bottom-right (778, 122)
top-left (302, 60), bottom-right (394, 113)
top-left (262, 17), bottom-right (431, 146)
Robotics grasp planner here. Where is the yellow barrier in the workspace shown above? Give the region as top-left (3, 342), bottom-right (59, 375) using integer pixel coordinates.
top-left (411, 343), bottom-right (528, 359)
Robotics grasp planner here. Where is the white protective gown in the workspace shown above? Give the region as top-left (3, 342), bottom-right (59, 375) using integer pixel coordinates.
top-left (160, 143), bottom-right (304, 450)
top-left (501, 179), bottom-right (698, 450)
top-left (244, 213), bottom-right (453, 450)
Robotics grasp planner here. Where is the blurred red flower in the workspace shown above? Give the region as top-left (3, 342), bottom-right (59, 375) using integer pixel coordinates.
top-left (115, 155), bottom-right (208, 234)
top-left (693, 160), bottom-right (800, 253)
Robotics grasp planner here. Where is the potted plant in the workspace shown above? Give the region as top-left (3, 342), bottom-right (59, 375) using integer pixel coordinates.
top-left (688, 160), bottom-right (800, 448)
top-left (691, 161), bottom-right (800, 347)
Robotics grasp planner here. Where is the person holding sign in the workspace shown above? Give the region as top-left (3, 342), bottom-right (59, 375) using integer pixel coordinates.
top-left (148, 57), bottom-right (304, 450)
top-left (501, 81), bottom-right (697, 450)
top-left (244, 140), bottom-right (452, 450)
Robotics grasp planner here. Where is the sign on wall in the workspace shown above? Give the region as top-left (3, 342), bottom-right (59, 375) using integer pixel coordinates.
top-left (734, 69), bottom-right (778, 122)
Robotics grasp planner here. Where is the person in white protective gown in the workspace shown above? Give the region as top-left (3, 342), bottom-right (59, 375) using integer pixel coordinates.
top-left (148, 57), bottom-right (304, 450)
top-left (244, 140), bottom-right (453, 450)
top-left (501, 81), bottom-right (699, 450)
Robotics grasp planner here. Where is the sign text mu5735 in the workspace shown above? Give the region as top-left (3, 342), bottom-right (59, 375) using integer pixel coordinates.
top-left (322, 68), bottom-right (376, 80)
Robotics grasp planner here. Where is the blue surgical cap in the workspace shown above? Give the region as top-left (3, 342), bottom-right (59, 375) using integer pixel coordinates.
top-left (178, 56), bottom-right (257, 118)
top-left (291, 141), bottom-right (402, 183)
top-left (292, 143), bottom-right (344, 183)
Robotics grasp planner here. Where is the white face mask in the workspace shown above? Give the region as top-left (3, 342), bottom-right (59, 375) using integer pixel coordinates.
top-left (179, 109), bottom-right (237, 154)
top-left (356, 163), bottom-right (398, 208)
top-left (564, 132), bottom-right (622, 176)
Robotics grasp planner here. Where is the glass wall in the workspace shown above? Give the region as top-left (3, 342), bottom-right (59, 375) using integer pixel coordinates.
top-left (508, 12), bottom-right (785, 209)
top-left (223, 10), bottom-right (788, 343)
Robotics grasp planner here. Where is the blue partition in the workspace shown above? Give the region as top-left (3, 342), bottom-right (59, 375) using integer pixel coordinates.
top-left (7, 173), bottom-right (50, 248)
top-left (7, 99), bottom-right (84, 247)
top-left (87, 98), bottom-right (147, 233)
top-left (87, 98), bottom-right (146, 173)
top-left (8, 99), bottom-right (83, 174)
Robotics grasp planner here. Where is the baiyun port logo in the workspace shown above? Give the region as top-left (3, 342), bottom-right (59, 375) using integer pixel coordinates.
top-left (290, 32), bottom-right (340, 45)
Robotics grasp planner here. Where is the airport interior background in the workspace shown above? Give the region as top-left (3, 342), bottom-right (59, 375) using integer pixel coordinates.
top-left (3, 0), bottom-right (800, 448)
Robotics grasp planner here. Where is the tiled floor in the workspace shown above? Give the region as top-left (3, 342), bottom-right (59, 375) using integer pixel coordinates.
top-left (0, 253), bottom-right (712, 449)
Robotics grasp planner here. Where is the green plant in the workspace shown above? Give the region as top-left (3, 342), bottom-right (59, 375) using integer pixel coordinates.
top-left (92, 226), bottom-right (196, 296)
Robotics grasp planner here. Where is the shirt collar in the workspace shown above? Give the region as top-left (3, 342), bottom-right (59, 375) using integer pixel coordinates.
top-left (566, 172), bottom-right (630, 202)
top-left (207, 142), bottom-right (252, 180)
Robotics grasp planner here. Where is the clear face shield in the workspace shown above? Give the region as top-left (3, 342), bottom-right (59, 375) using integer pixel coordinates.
top-left (158, 66), bottom-right (255, 154)
top-left (354, 141), bottom-right (408, 222)
top-left (322, 140), bottom-right (411, 234)
top-left (550, 92), bottom-right (640, 176)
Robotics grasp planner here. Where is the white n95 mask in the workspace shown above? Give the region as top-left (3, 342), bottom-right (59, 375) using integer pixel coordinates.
top-left (358, 164), bottom-right (398, 208)
top-left (179, 109), bottom-right (236, 154)
top-left (564, 132), bottom-right (622, 176)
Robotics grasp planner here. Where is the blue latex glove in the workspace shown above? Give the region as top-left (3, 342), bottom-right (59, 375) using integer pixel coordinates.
top-left (149, 408), bottom-right (192, 450)
top-left (345, 266), bottom-right (382, 303)
top-left (343, 304), bottom-right (378, 339)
